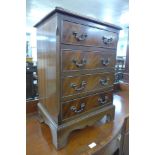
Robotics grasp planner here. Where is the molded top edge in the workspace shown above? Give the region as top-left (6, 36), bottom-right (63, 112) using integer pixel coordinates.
top-left (34, 7), bottom-right (122, 30)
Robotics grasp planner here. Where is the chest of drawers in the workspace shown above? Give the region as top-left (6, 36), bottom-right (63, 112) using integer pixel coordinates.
top-left (35, 7), bottom-right (121, 149)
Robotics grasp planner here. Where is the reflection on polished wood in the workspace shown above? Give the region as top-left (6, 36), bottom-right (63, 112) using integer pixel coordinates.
top-left (26, 91), bottom-right (129, 155)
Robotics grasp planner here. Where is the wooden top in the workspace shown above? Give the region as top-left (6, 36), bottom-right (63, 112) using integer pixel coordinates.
top-left (26, 90), bottom-right (129, 155)
top-left (34, 7), bottom-right (122, 30)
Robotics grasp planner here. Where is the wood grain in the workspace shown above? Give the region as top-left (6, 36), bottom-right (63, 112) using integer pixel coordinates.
top-left (35, 8), bottom-right (121, 149)
top-left (62, 91), bottom-right (113, 120)
top-left (62, 50), bottom-right (116, 71)
top-left (62, 21), bottom-right (118, 49)
top-left (62, 72), bottom-right (114, 97)
top-left (37, 15), bottom-right (60, 123)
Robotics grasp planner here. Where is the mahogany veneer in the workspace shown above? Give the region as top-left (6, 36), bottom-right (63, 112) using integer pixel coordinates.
top-left (35, 7), bottom-right (121, 149)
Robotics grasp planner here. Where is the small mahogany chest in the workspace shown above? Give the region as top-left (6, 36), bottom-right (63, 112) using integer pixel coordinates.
top-left (35, 7), bottom-right (121, 149)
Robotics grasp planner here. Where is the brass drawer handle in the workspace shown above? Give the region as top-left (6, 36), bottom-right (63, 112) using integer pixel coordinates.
top-left (98, 96), bottom-right (108, 105)
top-left (99, 78), bottom-right (109, 86)
top-left (102, 36), bottom-right (113, 45)
top-left (72, 58), bottom-right (87, 68)
top-left (101, 58), bottom-right (110, 66)
top-left (70, 103), bottom-right (85, 113)
top-left (73, 31), bottom-right (88, 41)
top-left (70, 81), bottom-right (87, 91)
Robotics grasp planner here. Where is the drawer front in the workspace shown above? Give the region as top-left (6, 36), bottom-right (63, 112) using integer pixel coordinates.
top-left (62, 21), bottom-right (118, 49)
top-left (62, 73), bottom-right (114, 97)
top-left (62, 91), bottom-right (113, 120)
top-left (62, 50), bottom-right (116, 71)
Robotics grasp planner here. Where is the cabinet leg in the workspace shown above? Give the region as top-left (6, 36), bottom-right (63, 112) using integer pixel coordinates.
top-left (38, 102), bottom-right (115, 150)
top-left (48, 126), bottom-right (70, 149)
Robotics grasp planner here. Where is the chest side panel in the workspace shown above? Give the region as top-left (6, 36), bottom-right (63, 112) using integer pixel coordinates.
top-left (36, 15), bottom-right (60, 123)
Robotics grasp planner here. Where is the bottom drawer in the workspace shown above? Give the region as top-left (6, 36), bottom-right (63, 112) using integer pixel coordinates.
top-left (62, 91), bottom-right (113, 120)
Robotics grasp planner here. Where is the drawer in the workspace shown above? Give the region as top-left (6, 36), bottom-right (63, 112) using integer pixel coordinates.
top-left (62, 73), bottom-right (114, 97)
top-left (62, 91), bottom-right (113, 120)
top-left (62, 21), bottom-right (118, 49)
top-left (62, 50), bottom-right (116, 72)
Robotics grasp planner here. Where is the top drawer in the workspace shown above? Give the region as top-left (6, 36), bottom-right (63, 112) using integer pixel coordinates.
top-left (62, 21), bottom-right (118, 49)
